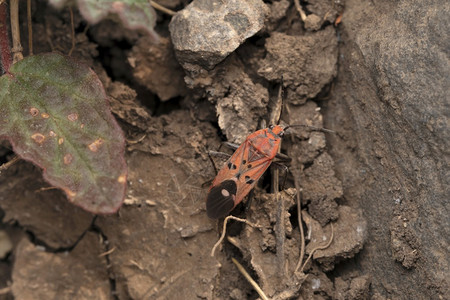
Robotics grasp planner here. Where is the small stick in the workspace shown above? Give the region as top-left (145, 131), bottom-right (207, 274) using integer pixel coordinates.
top-left (0, 286), bottom-right (11, 295)
top-left (10, 0), bottom-right (23, 63)
top-left (150, 1), bottom-right (176, 16)
top-left (231, 257), bottom-right (269, 300)
top-left (27, 0), bottom-right (32, 55)
top-left (126, 134), bottom-right (146, 144)
top-left (294, 0), bottom-right (307, 22)
top-left (210, 216), bottom-right (260, 257)
top-left (0, 155), bottom-right (20, 172)
top-left (36, 186), bottom-right (57, 193)
top-left (269, 78), bottom-right (284, 126)
top-left (275, 190), bottom-right (287, 275)
top-left (68, 7), bottom-right (75, 56)
top-left (98, 246), bottom-right (116, 257)
top-left (269, 82), bottom-right (288, 274)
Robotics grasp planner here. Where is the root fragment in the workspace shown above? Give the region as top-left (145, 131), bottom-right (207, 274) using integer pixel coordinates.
top-left (231, 257), bottom-right (269, 300)
top-left (210, 216), bottom-right (261, 257)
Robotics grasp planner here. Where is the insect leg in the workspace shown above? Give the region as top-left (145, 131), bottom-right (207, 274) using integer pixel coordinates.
top-left (274, 152), bottom-right (291, 162)
top-left (208, 150), bottom-right (232, 160)
top-left (208, 150), bottom-right (231, 175)
top-left (244, 189), bottom-right (255, 214)
top-left (270, 161), bottom-right (290, 191)
top-left (223, 141), bottom-right (240, 150)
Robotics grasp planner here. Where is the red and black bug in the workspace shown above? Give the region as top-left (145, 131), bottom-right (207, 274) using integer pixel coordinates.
top-left (206, 124), bottom-right (289, 219)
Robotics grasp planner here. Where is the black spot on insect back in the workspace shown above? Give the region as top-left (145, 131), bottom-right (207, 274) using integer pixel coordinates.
top-left (227, 162), bottom-right (237, 170)
top-left (244, 176), bottom-right (255, 184)
top-left (206, 180), bottom-right (237, 219)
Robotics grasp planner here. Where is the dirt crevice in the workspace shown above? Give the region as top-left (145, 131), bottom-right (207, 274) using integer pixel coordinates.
top-left (90, 223), bottom-right (120, 300)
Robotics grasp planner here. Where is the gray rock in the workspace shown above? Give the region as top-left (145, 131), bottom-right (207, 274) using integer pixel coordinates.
top-left (323, 0), bottom-right (449, 297)
top-left (169, 0), bottom-right (268, 70)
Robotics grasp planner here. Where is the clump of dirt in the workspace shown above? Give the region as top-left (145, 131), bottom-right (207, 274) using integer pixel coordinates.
top-left (128, 36), bottom-right (188, 101)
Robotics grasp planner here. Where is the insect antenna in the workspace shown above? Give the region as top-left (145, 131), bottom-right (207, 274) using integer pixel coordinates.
top-left (286, 124), bottom-right (335, 134)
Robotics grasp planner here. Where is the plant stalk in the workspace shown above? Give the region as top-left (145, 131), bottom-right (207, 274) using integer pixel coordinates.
top-left (9, 0), bottom-right (23, 63)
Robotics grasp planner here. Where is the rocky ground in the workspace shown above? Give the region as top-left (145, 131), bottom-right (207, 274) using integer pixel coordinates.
top-left (0, 0), bottom-right (447, 299)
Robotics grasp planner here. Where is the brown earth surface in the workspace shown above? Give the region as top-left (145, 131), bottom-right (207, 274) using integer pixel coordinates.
top-left (0, 0), bottom-right (447, 299)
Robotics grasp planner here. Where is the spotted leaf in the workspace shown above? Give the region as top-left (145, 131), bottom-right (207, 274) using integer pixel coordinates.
top-left (0, 53), bottom-right (127, 214)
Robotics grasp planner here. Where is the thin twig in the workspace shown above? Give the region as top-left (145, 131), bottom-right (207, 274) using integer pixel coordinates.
top-left (0, 156), bottom-right (20, 172)
top-left (231, 257), bottom-right (269, 300)
top-left (126, 134), bottom-right (146, 144)
top-left (275, 190), bottom-right (287, 274)
top-left (27, 0), bottom-right (32, 55)
top-left (210, 216), bottom-right (260, 257)
top-left (150, 1), bottom-right (176, 16)
top-left (0, 286), bottom-right (11, 295)
top-left (98, 246), bottom-right (116, 257)
top-left (273, 129), bottom-right (287, 275)
top-left (35, 186), bottom-right (57, 193)
top-left (270, 81), bottom-right (288, 274)
top-left (299, 222), bottom-right (334, 274)
top-left (10, 0), bottom-right (23, 63)
top-left (294, 0), bottom-right (307, 21)
top-left (68, 7), bottom-right (75, 56)
top-left (269, 79), bottom-right (284, 126)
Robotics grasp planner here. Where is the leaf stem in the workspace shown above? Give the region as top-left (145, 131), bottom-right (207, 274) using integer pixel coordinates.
top-left (0, 1), bottom-right (11, 73)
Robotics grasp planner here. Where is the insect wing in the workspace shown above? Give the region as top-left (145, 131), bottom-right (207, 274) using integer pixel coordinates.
top-left (234, 153), bottom-right (272, 203)
top-left (206, 142), bottom-right (246, 219)
top-left (230, 127), bottom-right (282, 201)
top-left (210, 141), bottom-right (246, 187)
top-left (206, 126), bottom-right (283, 219)
top-left (206, 179), bottom-right (237, 218)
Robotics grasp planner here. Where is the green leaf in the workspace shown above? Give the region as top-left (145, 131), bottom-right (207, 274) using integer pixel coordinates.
top-left (0, 53), bottom-right (127, 214)
top-left (49, 0), bottom-right (158, 40)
